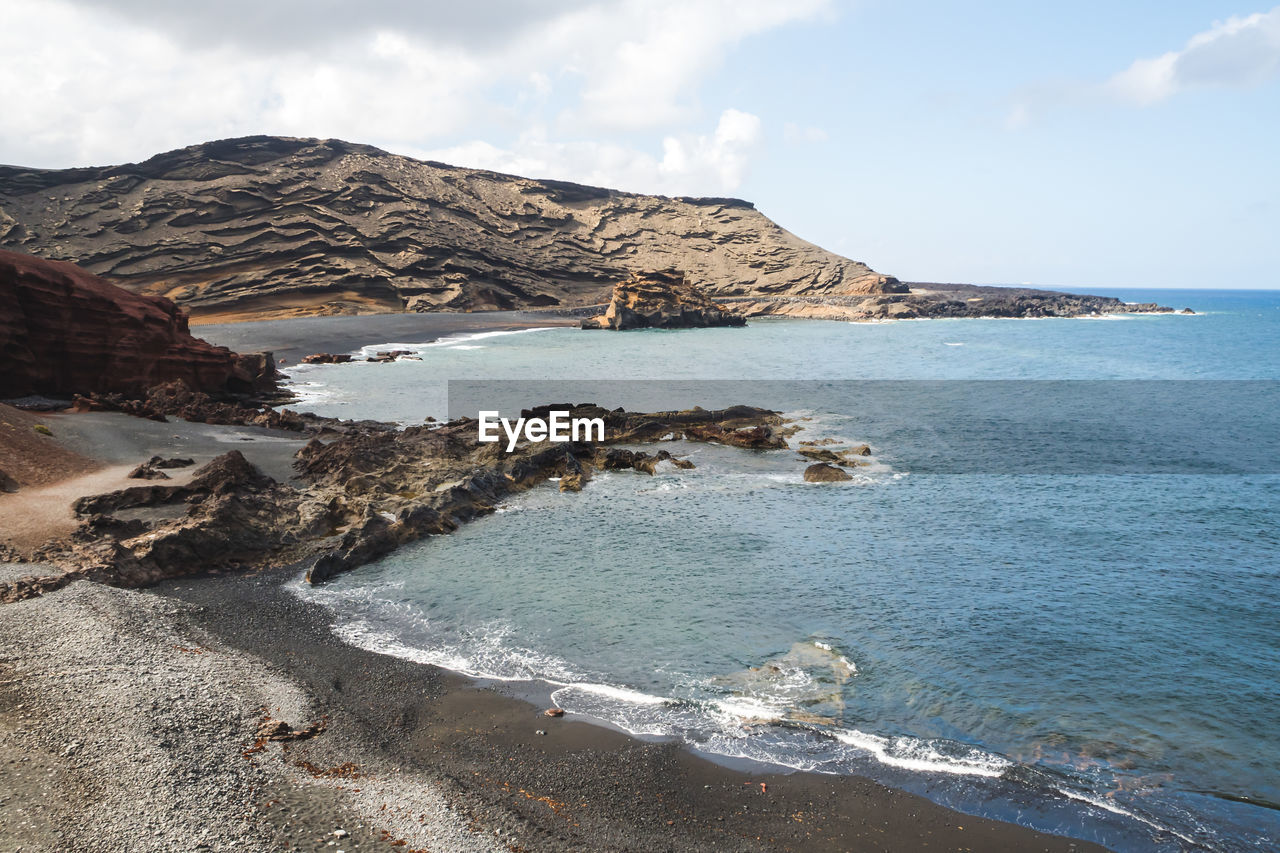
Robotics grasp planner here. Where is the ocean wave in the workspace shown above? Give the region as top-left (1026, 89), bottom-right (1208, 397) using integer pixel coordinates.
top-left (829, 728), bottom-right (1011, 777)
top-left (297, 583), bottom-right (1014, 785)
top-left (1056, 787), bottom-right (1199, 846)
top-left (331, 619), bottom-right (584, 684)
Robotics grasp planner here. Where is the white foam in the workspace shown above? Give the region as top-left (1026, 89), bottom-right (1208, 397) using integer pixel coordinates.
top-left (712, 695), bottom-right (787, 724)
top-left (1055, 787), bottom-right (1198, 845)
top-left (831, 728), bottom-right (1011, 778)
top-left (351, 326), bottom-right (554, 359)
top-left (326, 617), bottom-right (582, 685)
top-left (295, 580), bottom-right (1016, 788)
top-left (552, 682), bottom-right (672, 706)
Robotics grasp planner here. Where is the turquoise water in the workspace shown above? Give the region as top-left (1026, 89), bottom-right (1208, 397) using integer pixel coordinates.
top-left (288, 291), bottom-right (1280, 851)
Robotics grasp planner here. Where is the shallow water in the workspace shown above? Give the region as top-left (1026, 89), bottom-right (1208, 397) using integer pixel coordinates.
top-left (286, 290), bottom-right (1280, 851)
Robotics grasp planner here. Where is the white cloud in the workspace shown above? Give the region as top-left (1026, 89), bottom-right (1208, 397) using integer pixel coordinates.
top-left (0, 0), bottom-right (828, 192)
top-left (556, 0), bottom-right (829, 130)
top-left (1106, 7), bottom-right (1280, 105)
top-left (783, 122), bottom-right (829, 143)
top-left (418, 108), bottom-right (762, 196)
top-left (1006, 8), bottom-right (1280, 127)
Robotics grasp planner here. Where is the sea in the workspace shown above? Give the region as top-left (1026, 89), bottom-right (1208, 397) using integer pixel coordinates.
top-left (275, 290), bottom-right (1280, 852)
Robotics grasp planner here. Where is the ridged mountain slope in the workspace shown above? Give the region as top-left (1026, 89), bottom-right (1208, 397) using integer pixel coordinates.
top-left (0, 136), bottom-right (903, 321)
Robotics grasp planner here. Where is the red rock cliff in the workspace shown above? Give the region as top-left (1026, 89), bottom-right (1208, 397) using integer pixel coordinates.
top-left (0, 249), bottom-right (276, 399)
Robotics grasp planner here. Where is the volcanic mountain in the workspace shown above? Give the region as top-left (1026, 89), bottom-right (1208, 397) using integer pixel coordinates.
top-left (0, 136), bottom-right (904, 322)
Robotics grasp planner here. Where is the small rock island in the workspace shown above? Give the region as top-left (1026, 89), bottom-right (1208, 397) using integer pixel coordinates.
top-left (580, 270), bottom-right (747, 330)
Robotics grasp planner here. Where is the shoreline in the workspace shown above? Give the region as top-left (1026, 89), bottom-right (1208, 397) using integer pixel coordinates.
top-left (1, 311), bottom-right (1121, 850)
top-left (0, 566), bottom-right (1108, 851)
top-left (144, 565), bottom-right (1125, 851)
top-left (193, 310), bottom-right (579, 365)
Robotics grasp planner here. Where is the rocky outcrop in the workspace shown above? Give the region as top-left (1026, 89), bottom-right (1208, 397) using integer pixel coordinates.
top-left (682, 423), bottom-right (789, 449)
top-left (126, 456), bottom-right (194, 480)
top-left (5, 404), bottom-right (796, 597)
top-left (72, 380), bottom-right (305, 429)
top-left (728, 281), bottom-right (1176, 321)
top-left (804, 462), bottom-right (853, 482)
top-left (797, 443), bottom-right (871, 463)
top-left (0, 249), bottom-right (280, 399)
top-left (0, 136), bottom-right (903, 322)
top-left (301, 353), bottom-right (353, 364)
top-left (581, 271), bottom-right (746, 330)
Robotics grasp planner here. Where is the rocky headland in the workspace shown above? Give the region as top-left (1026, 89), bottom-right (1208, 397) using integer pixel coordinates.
top-left (726, 280), bottom-right (1186, 321)
top-left (580, 270), bottom-right (746, 330)
top-left (0, 402), bottom-right (798, 602)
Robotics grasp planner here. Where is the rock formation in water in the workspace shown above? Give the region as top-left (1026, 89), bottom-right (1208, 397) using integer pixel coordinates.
top-left (804, 462), bottom-right (854, 482)
top-left (581, 270), bottom-right (746, 330)
top-left (0, 136), bottom-right (904, 322)
top-left (0, 249), bottom-right (279, 399)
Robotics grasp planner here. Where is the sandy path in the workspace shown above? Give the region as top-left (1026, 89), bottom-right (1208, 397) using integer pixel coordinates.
top-left (0, 407), bottom-right (308, 555)
top-left (0, 464), bottom-right (201, 552)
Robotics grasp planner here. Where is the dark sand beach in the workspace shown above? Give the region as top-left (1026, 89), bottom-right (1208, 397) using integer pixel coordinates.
top-left (0, 313), bottom-right (1107, 851)
top-left (195, 311), bottom-right (579, 366)
top-left (0, 563), bottom-right (1105, 852)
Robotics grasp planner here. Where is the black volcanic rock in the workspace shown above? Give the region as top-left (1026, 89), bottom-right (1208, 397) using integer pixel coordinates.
top-left (727, 280), bottom-right (1175, 321)
top-left (0, 136), bottom-right (904, 321)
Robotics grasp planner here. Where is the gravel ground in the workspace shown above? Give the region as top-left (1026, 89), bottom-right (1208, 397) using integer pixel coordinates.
top-left (0, 580), bottom-right (500, 853)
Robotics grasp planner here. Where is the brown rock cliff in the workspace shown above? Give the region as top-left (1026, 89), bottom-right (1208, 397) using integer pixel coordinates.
top-left (0, 249), bottom-right (278, 398)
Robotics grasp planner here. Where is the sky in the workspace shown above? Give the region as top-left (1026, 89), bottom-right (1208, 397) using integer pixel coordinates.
top-left (1, 1), bottom-right (1277, 289)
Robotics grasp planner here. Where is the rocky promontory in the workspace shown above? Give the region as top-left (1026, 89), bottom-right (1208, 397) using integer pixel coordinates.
top-left (727, 281), bottom-right (1183, 321)
top-left (581, 270), bottom-right (746, 330)
top-left (1, 404), bottom-right (794, 600)
top-left (0, 136), bottom-right (903, 322)
top-left (0, 249), bottom-right (278, 399)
